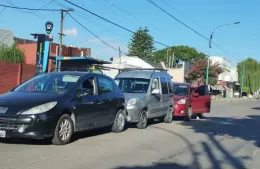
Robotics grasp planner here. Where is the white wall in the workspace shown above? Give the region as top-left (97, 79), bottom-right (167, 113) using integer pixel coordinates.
top-left (209, 56), bottom-right (237, 82)
top-left (111, 56), bottom-right (154, 68)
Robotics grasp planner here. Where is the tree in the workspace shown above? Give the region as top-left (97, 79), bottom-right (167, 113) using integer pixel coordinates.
top-left (185, 59), bottom-right (224, 85)
top-left (0, 44), bottom-right (24, 63)
top-left (152, 45), bottom-right (206, 63)
top-left (128, 27), bottom-right (156, 59)
top-left (237, 58), bottom-right (260, 93)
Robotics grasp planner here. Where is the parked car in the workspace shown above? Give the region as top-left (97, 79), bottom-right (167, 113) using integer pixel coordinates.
top-left (115, 69), bottom-right (174, 129)
top-left (173, 83), bottom-right (211, 121)
top-left (0, 71), bottom-right (126, 145)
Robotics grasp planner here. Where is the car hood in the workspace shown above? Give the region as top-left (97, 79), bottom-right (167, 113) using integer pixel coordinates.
top-left (123, 93), bottom-right (147, 102)
top-left (0, 92), bottom-right (64, 107)
top-left (173, 95), bottom-right (188, 102)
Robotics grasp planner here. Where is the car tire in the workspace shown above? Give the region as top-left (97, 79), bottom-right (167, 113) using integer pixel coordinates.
top-left (164, 107), bottom-right (173, 123)
top-left (52, 114), bottom-right (74, 145)
top-left (111, 109), bottom-right (126, 133)
top-left (185, 107), bottom-right (192, 121)
top-left (137, 110), bottom-right (148, 129)
top-left (197, 113), bottom-right (203, 119)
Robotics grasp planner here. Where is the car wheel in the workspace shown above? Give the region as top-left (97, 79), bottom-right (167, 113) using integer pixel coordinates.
top-left (112, 109), bottom-right (126, 133)
top-left (137, 110), bottom-right (148, 129)
top-left (197, 113), bottom-right (203, 119)
top-left (52, 114), bottom-right (74, 145)
top-left (185, 107), bottom-right (192, 121)
top-left (164, 107), bottom-right (173, 123)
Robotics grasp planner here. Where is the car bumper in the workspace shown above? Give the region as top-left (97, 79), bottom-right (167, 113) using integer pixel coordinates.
top-left (0, 113), bottom-right (58, 139)
top-left (126, 108), bottom-right (142, 123)
top-left (174, 104), bottom-right (188, 116)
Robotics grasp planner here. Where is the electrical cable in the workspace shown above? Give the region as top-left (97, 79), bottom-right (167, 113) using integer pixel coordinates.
top-left (147, 0), bottom-right (240, 61)
top-left (64, 0), bottom-right (170, 47)
top-left (0, 4), bottom-right (61, 11)
top-left (68, 13), bottom-right (128, 55)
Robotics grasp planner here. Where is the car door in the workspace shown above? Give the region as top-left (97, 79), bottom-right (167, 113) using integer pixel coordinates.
top-left (149, 77), bottom-right (162, 118)
top-left (74, 76), bottom-right (102, 130)
top-left (159, 76), bottom-right (170, 116)
top-left (191, 85), bottom-right (211, 113)
top-left (96, 76), bottom-right (117, 125)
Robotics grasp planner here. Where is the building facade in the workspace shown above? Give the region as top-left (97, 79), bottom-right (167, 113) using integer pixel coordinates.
top-left (209, 56), bottom-right (238, 97)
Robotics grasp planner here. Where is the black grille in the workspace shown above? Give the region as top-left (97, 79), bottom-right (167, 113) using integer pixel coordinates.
top-left (0, 117), bottom-right (19, 131)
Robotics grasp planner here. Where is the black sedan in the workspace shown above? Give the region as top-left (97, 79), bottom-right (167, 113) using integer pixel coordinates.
top-left (0, 71), bottom-right (126, 145)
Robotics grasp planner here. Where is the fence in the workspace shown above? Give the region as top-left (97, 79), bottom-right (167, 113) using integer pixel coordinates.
top-left (0, 62), bottom-right (35, 94)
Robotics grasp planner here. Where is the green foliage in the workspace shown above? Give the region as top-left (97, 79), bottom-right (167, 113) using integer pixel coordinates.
top-left (128, 27), bottom-right (156, 59)
top-left (237, 58), bottom-right (260, 93)
top-left (185, 58), bottom-right (224, 85)
top-left (242, 87), bottom-right (249, 93)
top-left (152, 45), bottom-right (206, 63)
top-left (0, 44), bottom-right (24, 63)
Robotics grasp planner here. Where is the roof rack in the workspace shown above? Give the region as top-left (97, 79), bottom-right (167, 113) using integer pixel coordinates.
top-left (50, 67), bottom-right (104, 74)
top-left (119, 68), bottom-right (167, 72)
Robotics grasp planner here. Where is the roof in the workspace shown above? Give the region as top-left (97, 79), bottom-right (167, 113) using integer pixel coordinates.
top-left (145, 60), bottom-right (165, 69)
top-left (116, 70), bottom-right (169, 79)
top-left (49, 56), bottom-right (111, 64)
top-left (0, 29), bottom-right (15, 46)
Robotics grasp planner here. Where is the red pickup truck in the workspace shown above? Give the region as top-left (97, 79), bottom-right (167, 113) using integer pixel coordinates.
top-left (173, 83), bottom-right (211, 121)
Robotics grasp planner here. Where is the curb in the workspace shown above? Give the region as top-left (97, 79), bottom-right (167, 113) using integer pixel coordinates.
top-left (212, 99), bottom-right (256, 103)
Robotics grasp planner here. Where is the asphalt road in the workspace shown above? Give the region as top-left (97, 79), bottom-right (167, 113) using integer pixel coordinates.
top-left (0, 100), bottom-right (260, 169)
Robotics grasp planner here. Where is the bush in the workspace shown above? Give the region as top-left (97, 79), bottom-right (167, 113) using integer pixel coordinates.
top-left (0, 44), bottom-right (24, 63)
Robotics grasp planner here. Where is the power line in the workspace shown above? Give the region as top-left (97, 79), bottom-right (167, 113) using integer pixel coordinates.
top-left (0, 4), bottom-right (61, 11)
top-left (6, 0), bottom-right (44, 18)
top-left (103, 0), bottom-right (163, 33)
top-left (64, 0), bottom-right (170, 47)
top-left (146, 0), bottom-right (240, 61)
top-left (68, 13), bottom-right (128, 55)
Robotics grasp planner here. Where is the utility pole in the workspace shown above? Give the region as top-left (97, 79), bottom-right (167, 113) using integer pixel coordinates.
top-left (119, 46), bottom-right (121, 63)
top-left (59, 9), bottom-right (73, 57)
top-left (240, 61), bottom-right (245, 97)
top-left (171, 53), bottom-right (175, 68)
top-left (166, 48), bottom-right (171, 68)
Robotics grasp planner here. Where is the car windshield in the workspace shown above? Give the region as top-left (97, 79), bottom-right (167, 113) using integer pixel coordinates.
top-left (13, 74), bottom-right (80, 93)
top-left (114, 78), bottom-right (150, 93)
top-left (173, 84), bottom-right (189, 96)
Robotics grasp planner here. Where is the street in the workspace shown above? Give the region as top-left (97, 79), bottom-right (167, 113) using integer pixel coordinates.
top-left (0, 100), bottom-right (260, 169)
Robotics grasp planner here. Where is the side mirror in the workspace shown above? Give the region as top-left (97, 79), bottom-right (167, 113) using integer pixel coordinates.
top-left (192, 93), bottom-right (199, 97)
top-left (151, 89), bottom-right (160, 95)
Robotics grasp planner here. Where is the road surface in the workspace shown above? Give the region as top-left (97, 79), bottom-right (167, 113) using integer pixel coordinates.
top-left (0, 100), bottom-right (259, 169)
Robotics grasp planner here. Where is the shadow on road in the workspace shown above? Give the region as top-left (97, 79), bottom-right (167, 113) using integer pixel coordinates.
top-left (113, 163), bottom-right (189, 169)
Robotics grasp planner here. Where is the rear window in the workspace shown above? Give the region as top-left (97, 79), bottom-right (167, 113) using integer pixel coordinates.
top-left (173, 84), bottom-right (189, 96)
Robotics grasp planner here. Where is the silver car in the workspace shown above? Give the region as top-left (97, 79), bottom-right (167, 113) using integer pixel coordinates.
top-left (115, 70), bottom-right (174, 129)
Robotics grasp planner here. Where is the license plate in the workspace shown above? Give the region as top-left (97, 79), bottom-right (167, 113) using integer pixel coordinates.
top-left (0, 130), bottom-right (6, 138)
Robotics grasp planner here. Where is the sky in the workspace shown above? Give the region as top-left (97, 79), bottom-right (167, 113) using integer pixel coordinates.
top-left (0, 0), bottom-right (259, 66)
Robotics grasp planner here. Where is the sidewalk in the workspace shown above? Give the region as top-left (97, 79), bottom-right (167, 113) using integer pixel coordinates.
top-left (211, 97), bottom-right (256, 103)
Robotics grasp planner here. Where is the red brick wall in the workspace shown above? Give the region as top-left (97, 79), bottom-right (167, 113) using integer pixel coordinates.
top-left (0, 62), bottom-right (35, 94)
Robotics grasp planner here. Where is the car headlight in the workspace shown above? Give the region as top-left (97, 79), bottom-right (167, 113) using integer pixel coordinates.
top-left (21, 101), bottom-right (57, 115)
top-left (177, 99), bottom-right (186, 104)
top-left (127, 98), bottom-right (138, 109)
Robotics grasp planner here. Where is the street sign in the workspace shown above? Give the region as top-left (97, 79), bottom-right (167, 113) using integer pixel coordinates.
top-left (45, 21), bottom-right (53, 34)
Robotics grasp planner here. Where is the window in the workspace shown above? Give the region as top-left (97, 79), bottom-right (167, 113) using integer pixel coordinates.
top-left (160, 77), bottom-right (168, 94)
top-left (194, 85), bottom-right (208, 96)
top-left (98, 77), bottom-right (113, 94)
top-left (151, 78), bottom-right (159, 91)
top-left (82, 77), bottom-right (96, 95)
top-left (13, 74), bottom-right (80, 93)
top-left (114, 78), bottom-right (150, 93)
top-left (173, 84), bottom-right (189, 96)
top-left (167, 77), bottom-right (173, 93)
